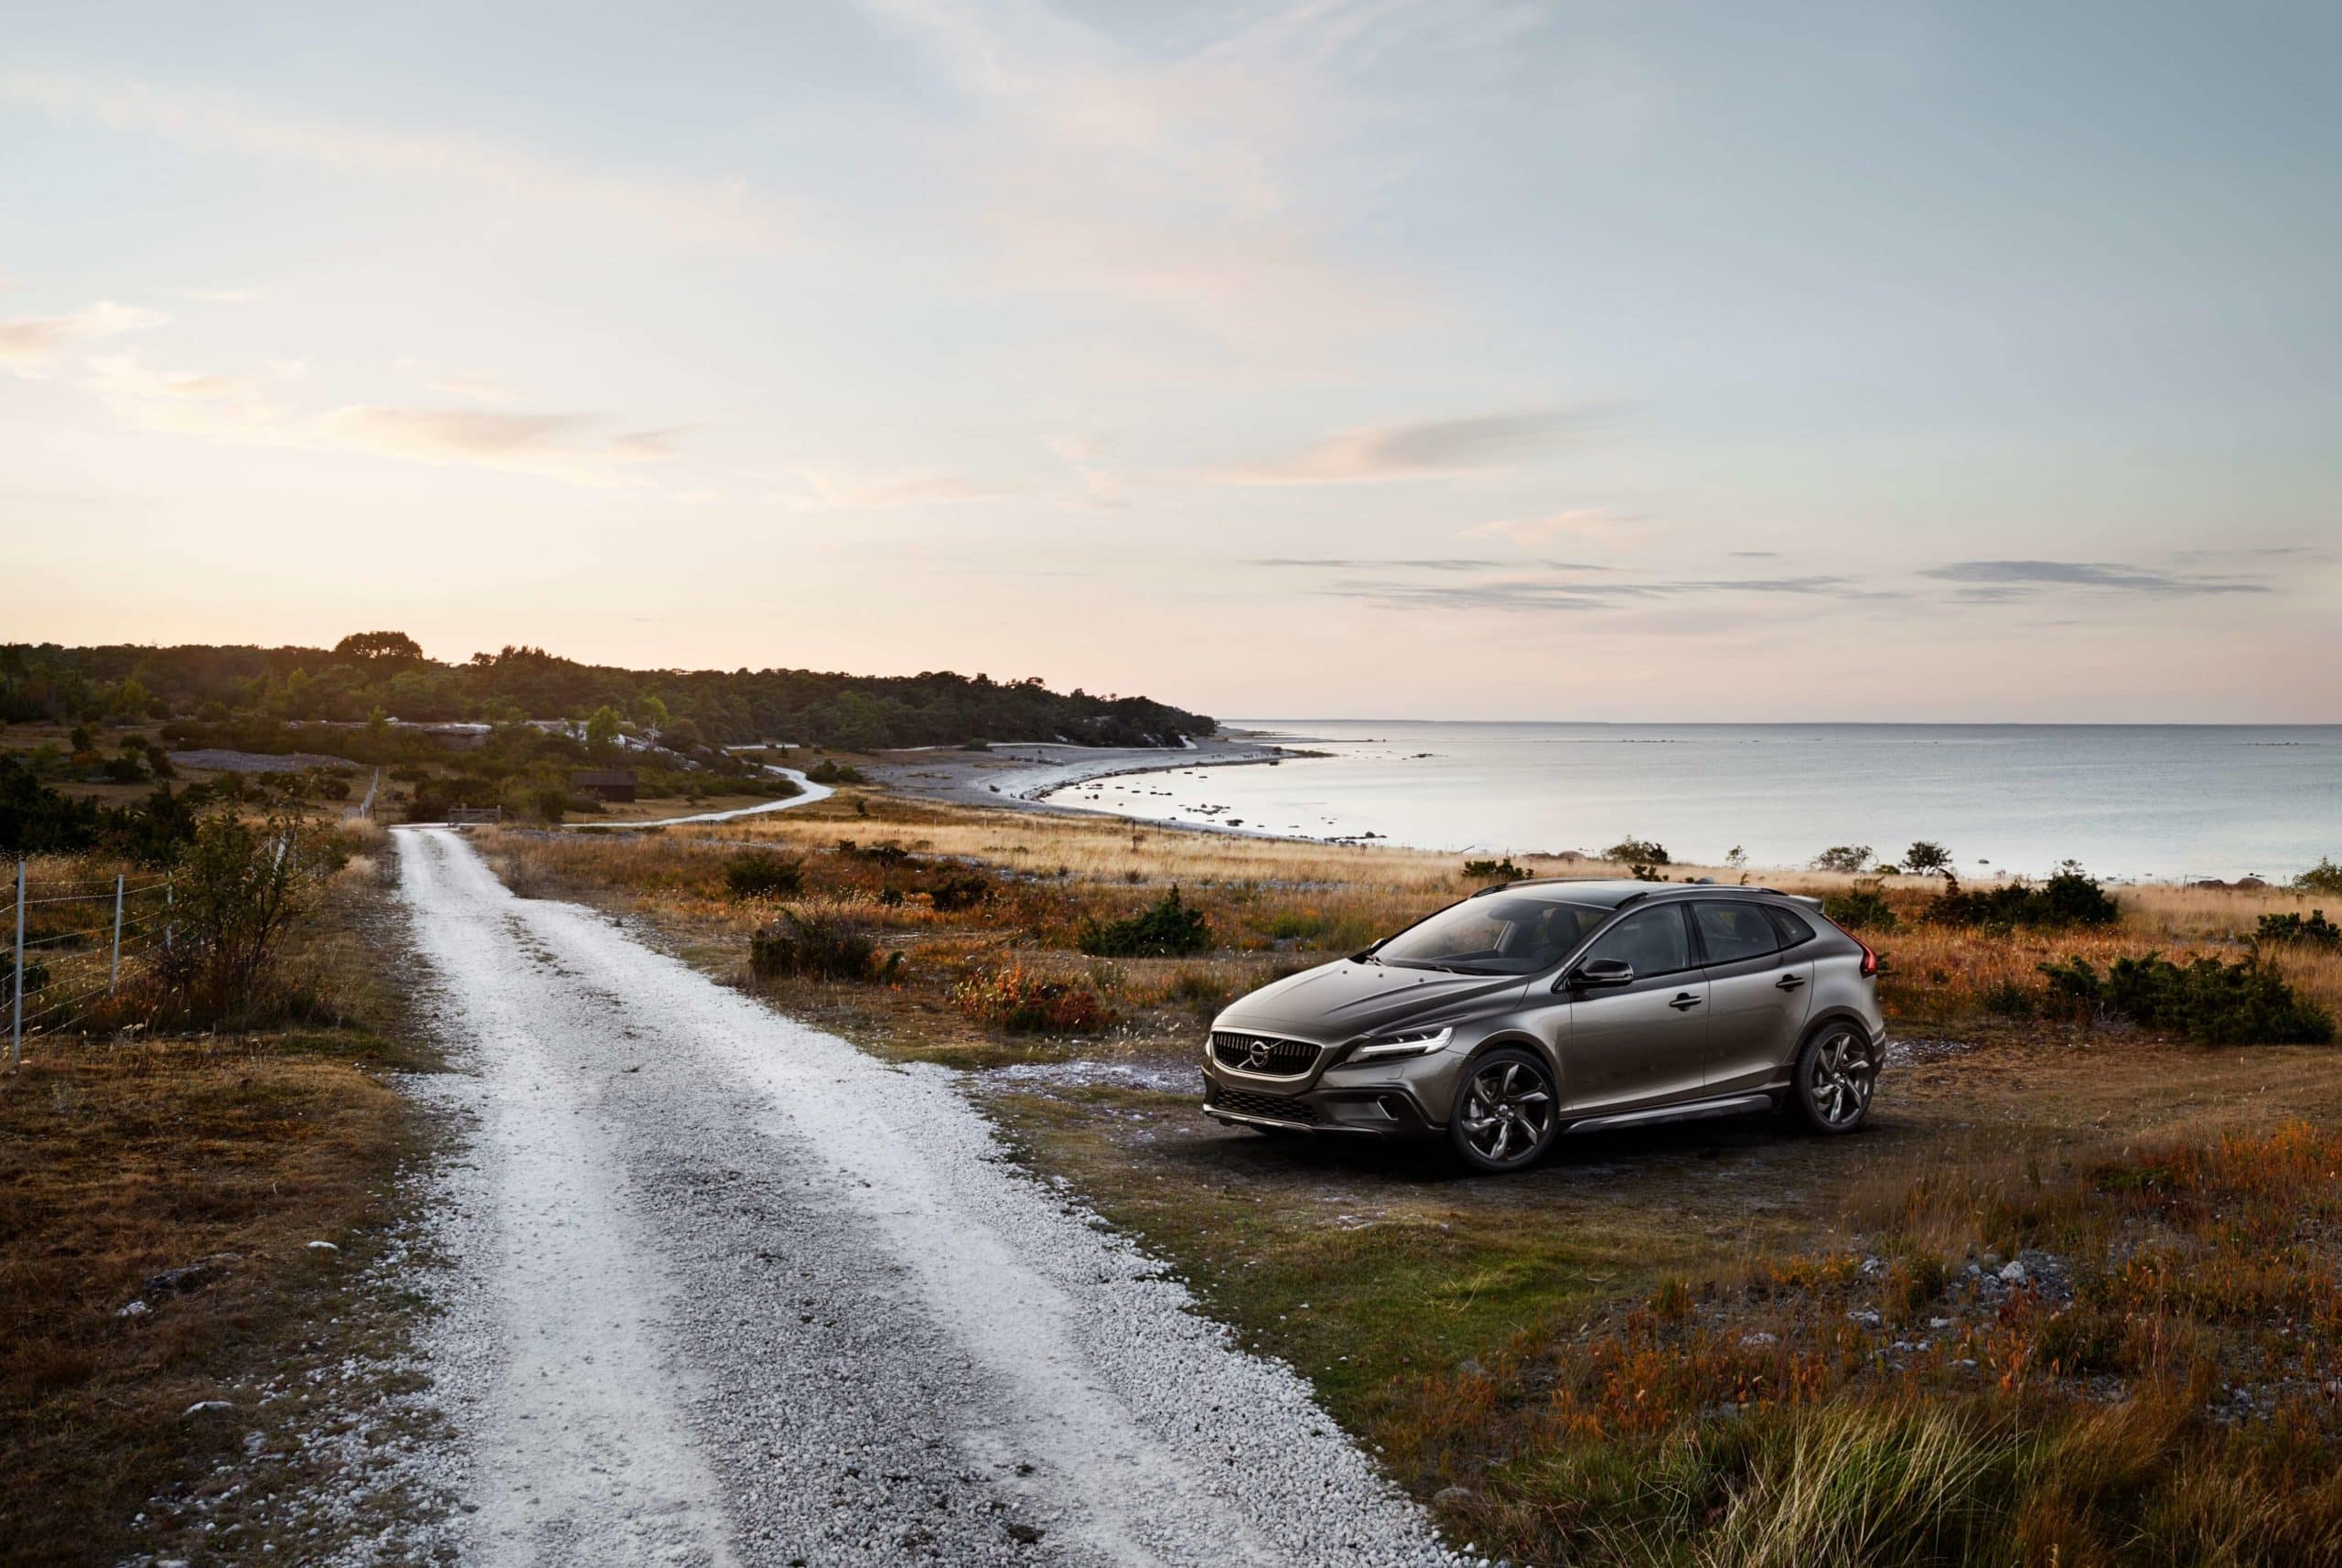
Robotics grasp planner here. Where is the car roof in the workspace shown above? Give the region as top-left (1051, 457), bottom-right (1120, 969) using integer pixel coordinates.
top-left (1473, 877), bottom-right (1806, 909)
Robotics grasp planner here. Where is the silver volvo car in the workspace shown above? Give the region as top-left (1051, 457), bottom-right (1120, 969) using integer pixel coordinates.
top-left (1201, 879), bottom-right (1885, 1173)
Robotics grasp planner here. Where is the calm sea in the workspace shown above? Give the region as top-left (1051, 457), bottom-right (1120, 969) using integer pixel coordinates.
top-left (1041, 722), bottom-right (2342, 882)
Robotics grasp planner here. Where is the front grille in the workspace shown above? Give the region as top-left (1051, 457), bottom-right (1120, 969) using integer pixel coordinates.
top-left (1210, 1031), bottom-right (1318, 1076)
top-left (1209, 1086), bottom-right (1318, 1124)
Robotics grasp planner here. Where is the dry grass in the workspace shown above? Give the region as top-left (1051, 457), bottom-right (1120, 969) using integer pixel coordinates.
top-left (1402, 1120), bottom-right (2342, 1566)
top-left (0, 863), bottom-right (433, 1568)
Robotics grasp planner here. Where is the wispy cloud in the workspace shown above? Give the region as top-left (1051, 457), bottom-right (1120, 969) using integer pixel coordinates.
top-left (856, 0), bottom-right (1425, 342)
top-left (1, 70), bottom-right (786, 249)
top-left (1919, 559), bottom-right (2272, 599)
top-left (81, 350), bottom-right (677, 486)
top-left (1252, 556), bottom-right (1507, 571)
top-left (0, 300), bottom-right (167, 369)
top-left (1217, 409), bottom-right (1598, 486)
top-left (1314, 572), bottom-right (1876, 613)
top-left (433, 375), bottom-right (517, 405)
top-left (317, 406), bottom-right (679, 478)
top-left (1464, 506), bottom-right (1644, 548)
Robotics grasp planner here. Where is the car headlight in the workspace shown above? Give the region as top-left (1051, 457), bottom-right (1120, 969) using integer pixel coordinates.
top-left (1349, 1026), bottom-right (1454, 1062)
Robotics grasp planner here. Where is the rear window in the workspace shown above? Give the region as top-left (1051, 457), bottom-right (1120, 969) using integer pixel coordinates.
top-left (1693, 902), bottom-right (1781, 963)
top-left (1767, 908), bottom-right (1817, 947)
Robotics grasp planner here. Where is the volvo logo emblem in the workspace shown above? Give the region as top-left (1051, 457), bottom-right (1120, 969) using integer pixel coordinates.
top-left (1244, 1039), bottom-right (1273, 1070)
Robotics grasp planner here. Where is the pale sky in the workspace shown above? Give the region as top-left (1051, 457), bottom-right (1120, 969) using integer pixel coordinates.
top-left (4, 1), bottom-right (2337, 721)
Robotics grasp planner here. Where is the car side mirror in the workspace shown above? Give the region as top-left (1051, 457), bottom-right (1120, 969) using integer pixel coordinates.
top-left (1564, 957), bottom-right (1634, 990)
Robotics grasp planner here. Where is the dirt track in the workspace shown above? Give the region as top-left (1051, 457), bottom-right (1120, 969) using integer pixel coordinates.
top-left (380, 827), bottom-right (1451, 1568)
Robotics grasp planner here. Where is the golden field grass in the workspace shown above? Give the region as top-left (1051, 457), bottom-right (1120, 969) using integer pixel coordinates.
top-left (466, 781), bottom-right (2342, 1566)
top-left (0, 843), bottom-right (438, 1568)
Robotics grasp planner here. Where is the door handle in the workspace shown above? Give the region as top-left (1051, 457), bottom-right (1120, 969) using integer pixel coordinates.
top-left (1775, 974), bottom-right (1807, 991)
top-left (1668, 993), bottom-right (1703, 1011)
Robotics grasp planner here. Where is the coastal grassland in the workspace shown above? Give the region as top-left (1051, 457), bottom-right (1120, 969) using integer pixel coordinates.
top-left (471, 788), bottom-right (2342, 1566)
top-left (0, 837), bottom-right (440, 1568)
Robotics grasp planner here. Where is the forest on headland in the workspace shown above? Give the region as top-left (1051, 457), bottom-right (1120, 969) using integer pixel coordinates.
top-left (0, 633), bottom-right (1215, 752)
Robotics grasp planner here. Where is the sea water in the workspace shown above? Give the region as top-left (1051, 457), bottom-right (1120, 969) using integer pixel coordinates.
top-left (1041, 722), bottom-right (2340, 882)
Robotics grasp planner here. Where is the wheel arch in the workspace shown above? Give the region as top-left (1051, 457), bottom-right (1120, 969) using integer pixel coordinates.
top-left (1456, 1028), bottom-right (1565, 1110)
top-left (1798, 1005), bottom-right (1879, 1051)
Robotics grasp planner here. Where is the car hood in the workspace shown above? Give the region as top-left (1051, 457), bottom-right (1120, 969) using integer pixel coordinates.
top-left (1215, 959), bottom-right (1529, 1040)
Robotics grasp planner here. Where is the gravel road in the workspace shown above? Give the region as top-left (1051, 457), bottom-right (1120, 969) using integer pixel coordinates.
top-left (389, 827), bottom-right (1454, 1568)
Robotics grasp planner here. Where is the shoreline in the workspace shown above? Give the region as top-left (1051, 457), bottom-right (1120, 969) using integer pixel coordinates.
top-left (864, 733), bottom-right (2315, 889)
top-left (863, 734), bottom-right (1305, 835)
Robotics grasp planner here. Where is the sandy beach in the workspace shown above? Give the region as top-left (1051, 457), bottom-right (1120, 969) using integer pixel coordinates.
top-left (864, 733), bottom-right (1291, 822)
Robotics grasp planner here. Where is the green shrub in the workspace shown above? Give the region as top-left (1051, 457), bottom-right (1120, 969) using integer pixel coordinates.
top-left (1812, 844), bottom-right (1875, 874)
top-left (807, 759), bottom-right (864, 785)
top-left (1932, 863), bottom-right (2119, 930)
top-left (1462, 856), bottom-right (1528, 883)
top-left (2258, 910), bottom-right (2342, 950)
top-left (1077, 887), bottom-right (1213, 957)
top-left (724, 849), bottom-right (805, 900)
top-left (1822, 880), bottom-right (1899, 933)
top-left (748, 908), bottom-right (899, 982)
top-left (1980, 980), bottom-right (2036, 1018)
top-left (2294, 857), bottom-right (2342, 897)
top-left (1903, 841), bottom-right (1954, 877)
top-left (2039, 952), bottom-right (2333, 1045)
top-left (154, 808), bottom-right (346, 1026)
top-left (1603, 836), bottom-right (1670, 868)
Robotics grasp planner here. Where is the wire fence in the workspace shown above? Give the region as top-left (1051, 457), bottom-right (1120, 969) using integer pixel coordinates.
top-left (8, 862), bottom-right (177, 1068)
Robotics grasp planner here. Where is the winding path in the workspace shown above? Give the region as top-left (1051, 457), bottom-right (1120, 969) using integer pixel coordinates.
top-left (564, 765), bottom-right (834, 830)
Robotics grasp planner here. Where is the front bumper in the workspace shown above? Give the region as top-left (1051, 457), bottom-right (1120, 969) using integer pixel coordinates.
top-left (1199, 1069), bottom-right (1440, 1137)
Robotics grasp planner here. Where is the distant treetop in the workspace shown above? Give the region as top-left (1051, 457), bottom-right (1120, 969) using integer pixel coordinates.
top-left (332, 630), bottom-right (426, 663)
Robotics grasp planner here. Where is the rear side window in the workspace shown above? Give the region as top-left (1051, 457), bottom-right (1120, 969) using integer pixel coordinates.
top-left (1585, 905), bottom-right (1692, 976)
top-left (1767, 908), bottom-right (1817, 948)
top-left (1693, 902), bottom-right (1781, 964)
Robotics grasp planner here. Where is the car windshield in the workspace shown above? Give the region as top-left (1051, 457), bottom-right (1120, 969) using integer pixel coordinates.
top-left (1372, 897), bottom-right (1610, 975)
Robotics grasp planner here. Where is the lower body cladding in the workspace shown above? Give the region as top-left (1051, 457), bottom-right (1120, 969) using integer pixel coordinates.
top-left (1200, 1073), bottom-right (1438, 1136)
top-left (1200, 1072), bottom-right (1807, 1140)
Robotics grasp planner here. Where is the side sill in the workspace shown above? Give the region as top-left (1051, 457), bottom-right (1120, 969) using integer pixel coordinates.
top-left (1563, 1091), bottom-right (1774, 1135)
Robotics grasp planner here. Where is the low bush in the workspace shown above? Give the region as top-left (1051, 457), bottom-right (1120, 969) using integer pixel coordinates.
top-left (948, 965), bottom-right (1116, 1034)
top-left (2294, 857), bottom-right (2342, 897)
top-left (747, 908), bottom-right (899, 983)
top-left (1602, 836), bottom-right (1670, 868)
top-left (2256, 909), bottom-right (2341, 950)
top-left (1462, 857), bottom-right (1529, 883)
top-left (724, 849), bottom-right (805, 900)
top-left (1821, 880), bottom-right (1898, 933)
top-left (925, 872), bottom-right (994, 912)
top-left (1930, 863), bottom-right (2120, 930)
top-left (2038, 952), bottom-right (2334, 1045)
top-left (1077, 887), bottom-right (1213, 957)
top-left (153, 807), bottom-right (348, 1026)
top-left (834, 837), bottom-right (910, 867)
top-left (807, 759), bottom-right (864, 785)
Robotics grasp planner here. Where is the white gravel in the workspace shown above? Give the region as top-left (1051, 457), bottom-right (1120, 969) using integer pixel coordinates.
top-left (386, 826), bottom-right (1454, 1568)
top-left (564, 765), bottom-right (834, 830)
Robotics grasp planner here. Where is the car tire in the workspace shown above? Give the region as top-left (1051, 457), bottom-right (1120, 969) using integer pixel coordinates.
top-left (1446, 1047), bottom-right (1560, 1174)
top-left (1789, 1020), bottom-right (1879, 1134)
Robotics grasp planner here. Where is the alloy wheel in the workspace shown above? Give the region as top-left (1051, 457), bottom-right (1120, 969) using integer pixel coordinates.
top-left (1457, 1058), bottom-right (1555, 1165)
top-left (1806, 1026), bottom-right (1877, 1127)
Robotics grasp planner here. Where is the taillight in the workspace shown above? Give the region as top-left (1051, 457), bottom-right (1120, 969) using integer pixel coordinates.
top-left (1823, 912), bottom-right (1881, 978)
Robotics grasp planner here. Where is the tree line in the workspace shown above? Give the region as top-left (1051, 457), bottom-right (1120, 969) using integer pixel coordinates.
top-left (0, 635), bottom-right (1214, 752)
